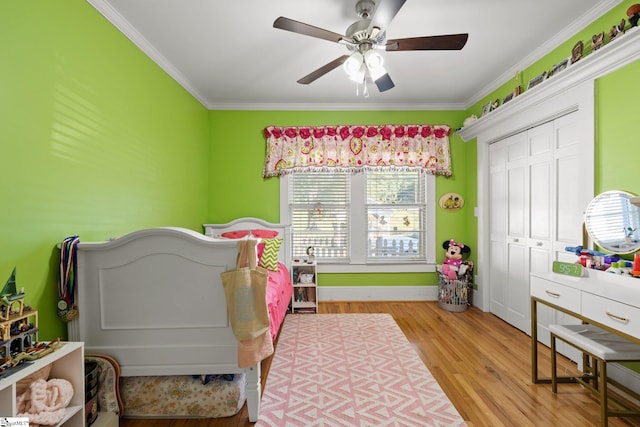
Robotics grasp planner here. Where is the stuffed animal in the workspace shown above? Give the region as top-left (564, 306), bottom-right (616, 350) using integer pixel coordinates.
top-left (442, 239), bottom-right (471, 280)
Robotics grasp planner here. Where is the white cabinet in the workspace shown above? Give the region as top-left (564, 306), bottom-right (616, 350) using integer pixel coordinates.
top-left (489, 111), bottom-right (590, 337)
top-left (291, 261), bottom-right (317, 313)
top-left (0, 341), bottom-right (84, 426)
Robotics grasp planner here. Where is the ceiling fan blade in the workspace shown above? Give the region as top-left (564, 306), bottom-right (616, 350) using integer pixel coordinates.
top-left (374, 73), bottom-right (395, 92)
top-left (368, 0), bottom-right (407, 34)
top-left (297, 55), bottom-right (350, 85)
top-left (274, 17), bottom-right (352, 44)
top-left (385, 33), bottom-right (469, 51)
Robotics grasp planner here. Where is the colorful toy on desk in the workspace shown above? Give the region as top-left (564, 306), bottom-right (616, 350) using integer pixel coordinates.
top-left (632, 253), bottom-right (640, 277)
top-left (564, 246), bottom-right (606, 257)
top-left (442, 239), bottom-right (471, 280)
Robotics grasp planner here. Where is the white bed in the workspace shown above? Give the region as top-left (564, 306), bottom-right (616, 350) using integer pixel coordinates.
top-left (67, 218), bottom-right (291, 422)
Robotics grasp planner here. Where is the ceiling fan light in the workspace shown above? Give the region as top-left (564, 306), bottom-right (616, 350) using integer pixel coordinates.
top-left (364, 49), bottom-right (384, 69)
top-left (343, 52), bottom-right (364, 75)
top-left (348, 62), bottom-right (366, 83)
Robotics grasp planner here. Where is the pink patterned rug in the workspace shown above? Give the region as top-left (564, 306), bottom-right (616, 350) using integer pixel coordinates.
top-left (256, 313), bottom-right (466, 426)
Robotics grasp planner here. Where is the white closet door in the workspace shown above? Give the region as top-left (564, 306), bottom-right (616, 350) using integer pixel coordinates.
top-left (527, 122), bottom-right (554, 343)
top-left (489, 141), bottom-right (507, 318)
top-left (551, 112), bottom-right (585, 360)
top-left (553, 112), bottom-right (590, 257)
top-left (505, 132), bottom-right (530, 332)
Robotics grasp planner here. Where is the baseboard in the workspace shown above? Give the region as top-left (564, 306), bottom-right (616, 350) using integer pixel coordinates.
top-left (318, 286), bottom-right (438, 301)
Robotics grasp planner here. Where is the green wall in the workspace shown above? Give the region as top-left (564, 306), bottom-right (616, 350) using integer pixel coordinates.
top-left (1, 0), bottom-right (210, 339)
top-left (1, 0), bottom-right (637, 340)
top-left (595, 59), bottom-right (640, 195)
top-left (209, 110), bottom-right (475, 286)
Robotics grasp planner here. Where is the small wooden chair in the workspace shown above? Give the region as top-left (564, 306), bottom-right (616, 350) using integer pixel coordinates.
top-left (550, 323), bottom-right (640, 426)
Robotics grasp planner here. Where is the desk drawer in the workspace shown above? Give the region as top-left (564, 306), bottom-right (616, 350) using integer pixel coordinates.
top-left (582, 292), bottom-right (640, 340)
top-left (531, 276), bottom-right (581, 313)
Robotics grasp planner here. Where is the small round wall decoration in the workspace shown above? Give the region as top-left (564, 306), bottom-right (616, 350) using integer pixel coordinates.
top-left (439, 193), bottom-right (464, 211)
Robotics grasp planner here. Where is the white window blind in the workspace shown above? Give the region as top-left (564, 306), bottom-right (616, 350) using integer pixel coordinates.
top-left (366, 171), bottom-right (425, 261)
top-left (289, 173), bottom-right (350, 261)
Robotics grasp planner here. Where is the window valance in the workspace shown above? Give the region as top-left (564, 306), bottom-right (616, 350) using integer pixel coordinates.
top-left (263, 124), bottom-right (452, 178)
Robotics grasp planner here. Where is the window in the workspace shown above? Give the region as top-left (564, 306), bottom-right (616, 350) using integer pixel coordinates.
top-left (280, 171), bottom-right (436, 273)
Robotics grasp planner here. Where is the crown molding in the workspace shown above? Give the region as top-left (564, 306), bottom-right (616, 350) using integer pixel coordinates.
top-left (86, 0), bottom-right (209, 107)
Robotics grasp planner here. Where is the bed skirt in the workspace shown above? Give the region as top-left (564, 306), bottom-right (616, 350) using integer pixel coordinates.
top-left (120, 374), bottom-right (246, 418)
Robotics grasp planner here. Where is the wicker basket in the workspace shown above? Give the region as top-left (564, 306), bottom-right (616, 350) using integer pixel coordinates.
top-left (438, 275), bottom-right (471, 312)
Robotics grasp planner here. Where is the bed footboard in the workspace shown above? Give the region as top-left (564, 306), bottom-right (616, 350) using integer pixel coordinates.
top-left (68, 227), bottom-right (264, 420)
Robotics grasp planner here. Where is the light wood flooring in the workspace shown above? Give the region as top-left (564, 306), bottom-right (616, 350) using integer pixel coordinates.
top-left (120, 301), bottom-right (640, 426)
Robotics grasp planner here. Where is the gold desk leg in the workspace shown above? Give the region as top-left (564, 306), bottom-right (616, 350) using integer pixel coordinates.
top-left (531, 297), bottom-right (539, 383)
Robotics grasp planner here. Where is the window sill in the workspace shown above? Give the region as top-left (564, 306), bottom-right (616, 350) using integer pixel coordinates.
top-left (316, 263), bottom-right (436, 274)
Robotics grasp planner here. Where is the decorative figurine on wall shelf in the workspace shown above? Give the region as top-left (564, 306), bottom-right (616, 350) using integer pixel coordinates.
top-left (628, 4), bottom-right (640, 27)
top-left (571, 40), bottom-right (584, 64)
top-left (514, 71), bottom-right (523, 96)
top-left (591, 32), bottom-right (605, 51)
top-left (609, 19), bottom-right (626, 41)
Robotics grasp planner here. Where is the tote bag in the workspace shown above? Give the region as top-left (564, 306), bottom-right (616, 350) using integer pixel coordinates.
top-left (221, 240), bottom-right (271, 341)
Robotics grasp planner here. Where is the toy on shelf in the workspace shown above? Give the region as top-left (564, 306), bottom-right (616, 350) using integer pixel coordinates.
top-left (0, 268), bottom-right (40, 375)
top-left (1, 268), bottom-right (25, 321)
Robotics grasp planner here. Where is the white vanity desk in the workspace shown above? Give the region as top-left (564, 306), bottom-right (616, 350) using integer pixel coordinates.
top-left (530, 268), bottom-right (640, 383)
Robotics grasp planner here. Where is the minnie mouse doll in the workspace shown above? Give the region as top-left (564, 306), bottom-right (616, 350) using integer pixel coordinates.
top-left (441, 239), bottom-right (471, 280)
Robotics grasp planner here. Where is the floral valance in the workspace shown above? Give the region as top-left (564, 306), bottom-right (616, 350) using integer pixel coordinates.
top-left (262, 124), bottom-right (452, 178)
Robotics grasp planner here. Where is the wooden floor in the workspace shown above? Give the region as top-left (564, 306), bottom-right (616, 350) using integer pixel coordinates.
top-left (120, 301), bottom-right (640, 427)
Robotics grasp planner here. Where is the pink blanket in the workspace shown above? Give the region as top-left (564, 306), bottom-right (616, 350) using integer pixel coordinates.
top-left (17, 378), bottom-right (74, 426)
top-left (266, 262), bottom-right (293, 341)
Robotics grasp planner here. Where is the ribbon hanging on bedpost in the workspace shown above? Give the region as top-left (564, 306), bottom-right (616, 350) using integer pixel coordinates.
top-left (58, 235), bottom-right (80, 322)
top-left (262, 124), bottom-right (453, 178)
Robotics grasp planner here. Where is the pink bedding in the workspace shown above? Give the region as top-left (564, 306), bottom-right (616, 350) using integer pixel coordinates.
top-left (266, 262), bottom-right (293, 341)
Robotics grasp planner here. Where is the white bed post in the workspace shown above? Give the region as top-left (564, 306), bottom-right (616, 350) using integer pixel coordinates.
top-left (245, 363), bottom-right (261, 422)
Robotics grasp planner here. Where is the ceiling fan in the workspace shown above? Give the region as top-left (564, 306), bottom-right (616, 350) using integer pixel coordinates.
top-left (273, 0), bottom-right (468, 93)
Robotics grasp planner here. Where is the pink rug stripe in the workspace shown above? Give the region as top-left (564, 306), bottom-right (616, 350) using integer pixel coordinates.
top-left (257, 313), bottom-right (466, 426)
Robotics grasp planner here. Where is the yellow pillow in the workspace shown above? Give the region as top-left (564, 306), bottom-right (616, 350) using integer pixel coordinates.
top-left (258, 238), bottom-right (282, 271)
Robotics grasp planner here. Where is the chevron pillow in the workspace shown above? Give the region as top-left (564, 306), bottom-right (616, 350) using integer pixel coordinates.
top-left (258, 238), bottom-right (282, 271)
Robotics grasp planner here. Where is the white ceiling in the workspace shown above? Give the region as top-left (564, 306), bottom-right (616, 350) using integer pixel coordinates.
top-left (88, 0), bottom-right (618, 110)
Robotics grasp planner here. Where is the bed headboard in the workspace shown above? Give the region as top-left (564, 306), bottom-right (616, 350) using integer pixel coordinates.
top-left (203, 217), bottom-right (291, 268)
top-left (68, 218), bottom-right (290, 378)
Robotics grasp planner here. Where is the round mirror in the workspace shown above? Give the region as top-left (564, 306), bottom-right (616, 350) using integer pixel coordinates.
top-left (584, 191), bottom-right (640, 254)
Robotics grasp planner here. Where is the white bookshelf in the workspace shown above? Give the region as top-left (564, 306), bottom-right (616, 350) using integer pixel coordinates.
top-left (0, 341), bottom-right (84, 426)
